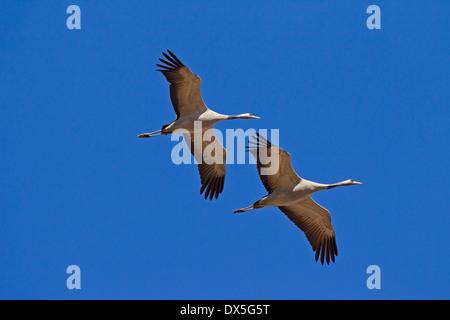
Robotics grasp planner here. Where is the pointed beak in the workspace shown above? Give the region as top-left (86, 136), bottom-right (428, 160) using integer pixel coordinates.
top-left (353, 181), bottom-right (363, 185)
top-left (252, 115), bottom-right (261, 119)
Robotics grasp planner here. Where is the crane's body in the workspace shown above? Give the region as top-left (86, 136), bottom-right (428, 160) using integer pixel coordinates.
top-left (152, 109), bottom-right (256, 135)
top-left (242, 178), bottom-right (360, 209)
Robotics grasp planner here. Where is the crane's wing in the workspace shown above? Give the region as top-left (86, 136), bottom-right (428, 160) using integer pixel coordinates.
top-left (247, 133), bottom-right (301, 193)
top-left (279, 196), bottom-right (337, 264)
top-left (156, 50), bottom-right (208, 118)
top-left (184, 132), bottom-right (226, 200)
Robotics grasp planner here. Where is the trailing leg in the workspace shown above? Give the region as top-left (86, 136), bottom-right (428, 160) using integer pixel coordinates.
top-left (137, 130), bottom-right (163, 138)
top-left (232, 196), bottom-right (268, 214)
top-left (232, 204), bottom-right (255, 214)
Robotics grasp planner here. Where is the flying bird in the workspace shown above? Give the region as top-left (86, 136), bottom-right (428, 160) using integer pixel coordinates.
top-left (233, 134), bottom-right (362, 264)
top-left (138, 50), bottom-right (260, 200)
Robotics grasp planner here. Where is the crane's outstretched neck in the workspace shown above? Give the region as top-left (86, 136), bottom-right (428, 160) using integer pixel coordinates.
top-left (326, 179), bottom-right (363, 189)
top-left (226, 113), bottom-right (260, 120)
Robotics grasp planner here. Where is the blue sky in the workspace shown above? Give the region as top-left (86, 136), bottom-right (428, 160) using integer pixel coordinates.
top-left (1, 1), bottom-right (449, 299)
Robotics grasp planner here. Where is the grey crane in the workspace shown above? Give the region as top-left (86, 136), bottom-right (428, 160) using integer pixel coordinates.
top-left (138, 50), bottom-right (259, 200)
top-left (233, 134), bottom-right (362, 264)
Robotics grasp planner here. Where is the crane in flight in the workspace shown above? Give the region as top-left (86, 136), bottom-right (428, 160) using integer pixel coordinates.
top-left (138, 50), bottom-right (260, 200)
top-left (233, 133), bottom-right (362, 264)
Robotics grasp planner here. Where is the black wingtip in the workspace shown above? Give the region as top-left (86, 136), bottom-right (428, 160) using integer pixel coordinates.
top-left (162, 52), bottom-right (180, 67)
top-left (199, 176), bottom-right (224, 200)
top-left (156, 50), bottom-right (185, 71)
top-left (155, 63), bottom-right (172, 70)
top-left (314, 240), bottom-right (337, 265)
top-left (166, 50), bottom-right (185, 66)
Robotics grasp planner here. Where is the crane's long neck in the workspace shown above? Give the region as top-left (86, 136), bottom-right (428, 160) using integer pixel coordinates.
top-left (226, 113), bottom-right (254, 120)
top-left (326, 179), bottom-right (360, 189)
top-left (206, 113), bottom-right (248, 122)
top-left (308, 180), bottom-right (361, 193)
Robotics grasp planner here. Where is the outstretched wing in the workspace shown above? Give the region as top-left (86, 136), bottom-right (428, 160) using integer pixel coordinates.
top-left (247, 133), bottom-right (301, 193)
top-left (184, 132), bottom-right (226, 200)
top-left (156, 50), bottom-right (208, 118)
top-left (279, 196), bottom-right (338, 264)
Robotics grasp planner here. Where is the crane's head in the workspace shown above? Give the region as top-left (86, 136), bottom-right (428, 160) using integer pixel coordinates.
top-left (347, 179), bottom-right (363, 185)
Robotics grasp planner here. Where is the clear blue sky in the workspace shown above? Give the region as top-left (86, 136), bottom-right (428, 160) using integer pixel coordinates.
top-left (1, 1), bottom-right (449, 299)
